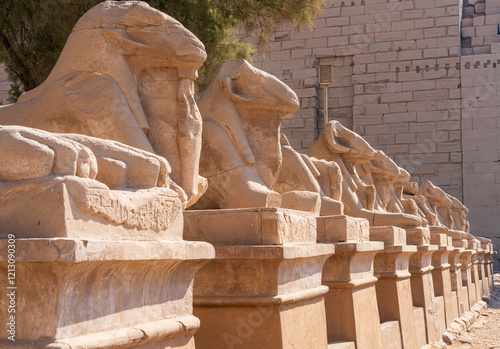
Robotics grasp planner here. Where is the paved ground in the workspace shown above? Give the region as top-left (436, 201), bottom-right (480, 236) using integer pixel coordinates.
top-left (448, 273), bottom-right (500, 349)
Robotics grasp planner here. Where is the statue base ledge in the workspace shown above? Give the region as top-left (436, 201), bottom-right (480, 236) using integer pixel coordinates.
top-left (405, 226), bottom-right (431, 245)
top-left (184, 208), bottom-right (317, 245)
top-left (1, 316), bottom-right (199, 349)
top-left (430, 232), bottom-right (448, 246)
top-left (370, 225), bottom-right (407, 245)
top-left (0, 176), bottom-right (184, 241)
top-left (317, 215), bottom-right (370, 243)
top-left (0, 238), bottom-right (215, 263)
top-left (211, 243), bottom-right (335, 259)
top-left (333, 241), bottom-right (385, 253)
top-left (0, 237), bottom-right (214, 345)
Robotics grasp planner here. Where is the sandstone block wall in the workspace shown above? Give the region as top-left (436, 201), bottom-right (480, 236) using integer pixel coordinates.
top-left (251, 0), bottom-right (463, 199)
top-left (462, 0), bottom-right (500, 55)
top-left (246, 0), bottom-right (500, 257)
top-left (461, 53), bottom-right (500, 258)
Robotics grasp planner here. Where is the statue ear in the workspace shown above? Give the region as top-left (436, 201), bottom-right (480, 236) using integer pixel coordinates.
top-left (102, 29), bottom-right (150, 55)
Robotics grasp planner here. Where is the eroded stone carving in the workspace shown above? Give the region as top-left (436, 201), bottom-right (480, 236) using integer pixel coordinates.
top-left (309, 120), bottom-right (426, 226)
top-left (0, 125), bottom-right (182, 239)
top-left (276, 134), bottom-right (343, 215)
top-left (195, 59), bottom-right (346, 216)
top-left (194, 59), bottom-right (299, 209)
top-left (0, 1), bottom-right (206, 207)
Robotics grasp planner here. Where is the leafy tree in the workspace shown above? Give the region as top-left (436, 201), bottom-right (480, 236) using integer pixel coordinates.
top-left (0, 0), bottom-right (324, 101)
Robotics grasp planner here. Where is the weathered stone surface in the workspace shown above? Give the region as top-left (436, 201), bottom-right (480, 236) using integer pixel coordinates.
top-left (309, 121), bottom-right (427, 228)
top-left (193, 244), bottom-right (334, 348)
top-left (317, 215), bottom-right (370, 243)
top-left (195, 59), bottom-right (298, 210)
top-left (322, 241), bottom-right (385, 348)
top-left (370, 226), bottom-right (407, 245)
top-left (380, 320), bottom-right (403, 349)
top-left (406, 226), bottom-right (431, 245)
top-left (0, 238), bottom-right (214, 347)
top-left (0, 126), bottom-right (184, 240)
top-left (184, 208), bottom-right (317, 245)
top-left (374, 244), bottom-right (418, 349)
top-left (0, 1), bottom-right (208, 207)
top-left (0, 2), bottom-right (496, 349)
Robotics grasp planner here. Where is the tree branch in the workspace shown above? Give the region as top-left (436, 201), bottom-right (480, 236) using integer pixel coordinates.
top-left (0, 32), bottom-right (29, 89)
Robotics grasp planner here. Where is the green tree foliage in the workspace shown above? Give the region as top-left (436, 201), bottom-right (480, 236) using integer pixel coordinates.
top-left (0, 0), bottom-right (324, 101)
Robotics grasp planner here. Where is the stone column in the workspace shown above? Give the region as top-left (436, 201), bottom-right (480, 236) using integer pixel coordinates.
top-left (371, 226), bottom-right (418, 349)
top-left (459, 251), bottom-right (474, 312)
top-left (322, 241), bottom-right (385, 349)
top-left (430, 232), bottom-right (455, 329)
top-left (408, 243), bottom-right (441, 344)
top-left (448, 248), bottom-right (466, 317)
top-left (185, 208), bottom-right (334, 349)
top-left (477, 249), bottom-right (488, 301)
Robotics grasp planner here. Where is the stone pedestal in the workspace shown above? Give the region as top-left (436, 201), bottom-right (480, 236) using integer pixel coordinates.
top-left (469, 245), bottom-right (483, 307)
top-left (449, 248), bottom-right (466, 317)
top-left (0, 238), bottom-right (214, 348)
top-left (0, 176), bottom-right (186, 241)
top-left (459, 251), bottom-right (474, 312)
top-left (0, 175), bottom-right (215, 349)
top-left (477, 250), bottom-right (488, 300)
top-left (184, 208), bottom-right (334, 349)
top-left (487, 250), bottom-right (495, 294)
top-left (449, 230), bottom-right (468, 249)
top-left (373, 242), bottom-right (417, 349)
top-left (408, 244), bottom-right (441, 344)
top-left (430, 237), bottom-right (454, 329)
top-left (316, 215), bottom-right (370, 243)
top-left (489, 251), bottom-right (497, 292)
top-left (322, 241), bottom-right (384, 349)
top-left (370, 225), bottom-right (417, 349)
top-left (477, 238), bottom-right (493, 298)
top-left (405, 227), bottom-right (431, 246)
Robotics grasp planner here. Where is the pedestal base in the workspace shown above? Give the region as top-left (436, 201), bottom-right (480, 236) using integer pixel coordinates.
top-left (374, 245), bottom-right (418, 349)
top-left (409, 244), bottom-right (441, 344)
top-left (185, 208), bottom-right (334, 349)
top-left (431, 246), bottom-right (454, 328)
top-left (0, 238), bottom-right (214, 348)
top-left (449, 248), bottom-right (466, 316)
top-left (322, 242), bottom-right (384, 349)
top-left (460, 250), bottom-right (475, 311)
top-left (193, 245), bottom-right (334, 349)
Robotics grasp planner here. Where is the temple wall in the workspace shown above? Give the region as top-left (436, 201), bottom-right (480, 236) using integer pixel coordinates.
top-left (251, 0), bottom-right (463, 197)
top-left (247, 0), bottom-right (500, 259)
top-left (461, 54), bottom-right (500, 259)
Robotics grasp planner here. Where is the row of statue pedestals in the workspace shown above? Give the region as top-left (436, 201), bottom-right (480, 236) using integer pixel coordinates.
top-left (0, 207), bottom-right (495, 349)
top-left (0, 2), bottom-right (496, 348)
